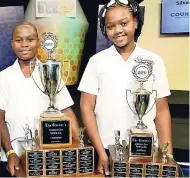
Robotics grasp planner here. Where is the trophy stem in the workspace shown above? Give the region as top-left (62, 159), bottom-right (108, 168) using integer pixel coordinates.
top-left (136, 117), bottom-right (148, 129)
top-left (41, 99), bottom-right (64, 117)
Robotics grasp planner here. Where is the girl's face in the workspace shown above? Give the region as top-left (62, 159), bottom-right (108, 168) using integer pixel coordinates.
top-left (105, 5), bottom-right (137, 49)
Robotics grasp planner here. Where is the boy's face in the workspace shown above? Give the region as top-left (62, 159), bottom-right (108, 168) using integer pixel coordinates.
top-left (11, 25), bottom-right (39, 61)
top-left (105, 6), bottom-right (137, 48)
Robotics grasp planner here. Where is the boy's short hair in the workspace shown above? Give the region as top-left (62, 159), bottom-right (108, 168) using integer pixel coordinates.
top-left (12, 21), bottom-right (38, 39)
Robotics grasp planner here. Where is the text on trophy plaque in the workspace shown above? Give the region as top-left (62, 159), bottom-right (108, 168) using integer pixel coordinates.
top-left (62, 149), bottom-right (77, 175)
top-left (45, 150), bottom-right (61, 175)
top-left (130, 135), bottom-right (153, 157)
top-left (78, 147), bottom-right (94, 174)
top-left (39, 118), bottom-right (72, 148)
top-left (129, 163), bottom-right (143, 177)
top-left (113, 162), bottom-right (127, 177)
top-left (26, 151), bottom-right (44, 176)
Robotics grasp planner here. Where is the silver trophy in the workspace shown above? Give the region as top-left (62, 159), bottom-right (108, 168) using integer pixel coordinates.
top-left (162, 141), bottom-right (170, 163)
top-left (78, 127), bottom-right (85, 147)
top-left (127, 57), bottom-right (156, 130)
top-left (114, 130), bottom-right (121, 161)
top-left (31, 32), bottom-right (69, 117)
top-left (114, 130), bottom-right (120, 149)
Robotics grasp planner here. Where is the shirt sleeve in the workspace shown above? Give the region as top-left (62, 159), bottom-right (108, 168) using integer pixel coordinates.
top-left (78, 57), bottom-right (98, 95)
top-left (55, 84), bottom-right (74, 110)
top-left (0, 74), bottom-right (7, 111)
top-left (154, 56), bottom-right (171, 98)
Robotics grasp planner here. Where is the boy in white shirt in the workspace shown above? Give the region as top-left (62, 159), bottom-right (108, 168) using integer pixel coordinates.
top-left (0, 22), bottom-right (79, 177)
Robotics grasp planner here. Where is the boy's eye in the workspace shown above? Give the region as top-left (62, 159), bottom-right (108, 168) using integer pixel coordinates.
top-left (28, 38), bottom-right (34, 42)
top-left (15, 39), bottom-right (21, 42)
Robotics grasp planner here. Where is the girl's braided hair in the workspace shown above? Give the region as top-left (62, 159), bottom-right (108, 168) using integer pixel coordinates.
top-left (98, 0), bottom-right (144, 41)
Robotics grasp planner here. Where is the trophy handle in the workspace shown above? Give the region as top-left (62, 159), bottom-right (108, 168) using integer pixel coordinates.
top-left (56, 60), bottom-right (70, 94)
top-left (145, 90), bottom-right (157, 115)
top-left (126, 90), bottom-right (137, 115)
top-left (29, 61), bottom-right (46, 94)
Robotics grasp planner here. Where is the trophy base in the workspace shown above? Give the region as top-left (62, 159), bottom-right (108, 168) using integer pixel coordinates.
top-left (108, 145), bottom-right (178, 177)
top-left (21, 140), bottom-right (99, 177)
top-left (40, 110), bottom-right (64, 118)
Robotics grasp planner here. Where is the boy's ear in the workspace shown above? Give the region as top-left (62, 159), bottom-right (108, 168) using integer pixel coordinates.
top-left (11, 40), bottom-right (13, 48)
top-left (37, 38), bottom-right (40, 48)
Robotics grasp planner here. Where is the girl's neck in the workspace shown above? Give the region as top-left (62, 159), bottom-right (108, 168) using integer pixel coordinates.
top-left (18, 57), bottom-right (36, 78)
top-left (115, 41), bottom-right (136, 61)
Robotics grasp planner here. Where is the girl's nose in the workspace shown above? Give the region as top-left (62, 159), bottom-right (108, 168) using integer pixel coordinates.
top-left (114, 25), bottom-right (122, 33)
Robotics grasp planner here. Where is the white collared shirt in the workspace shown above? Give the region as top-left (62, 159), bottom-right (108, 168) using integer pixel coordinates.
top-left (0, 59), bottom-right (74, 161)
top-left (78, 44), bottom-right (170, 148)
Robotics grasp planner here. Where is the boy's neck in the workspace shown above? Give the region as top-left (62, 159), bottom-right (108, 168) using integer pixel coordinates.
top-left (18, 57), bottom-right (36, 78)
top-left (115, 41), bottom-right (136, 61)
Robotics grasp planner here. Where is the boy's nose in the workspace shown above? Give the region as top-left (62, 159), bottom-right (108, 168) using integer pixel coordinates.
top-left (21, 40), bottom-right (29, 47)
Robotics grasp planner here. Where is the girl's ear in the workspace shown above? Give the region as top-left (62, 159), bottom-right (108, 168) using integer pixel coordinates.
top-left (134, 17), bottom-right (138, 29)
top-left (135, 22), bottom-right (138, 29)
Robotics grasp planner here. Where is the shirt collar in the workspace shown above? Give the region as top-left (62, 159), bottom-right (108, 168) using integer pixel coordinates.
top-left (12, 58), bottom-right (40, 75)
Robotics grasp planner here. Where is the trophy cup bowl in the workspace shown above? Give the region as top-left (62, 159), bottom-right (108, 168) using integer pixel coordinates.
top-left (39, 59), bottom-right (62, 115)
top-left (132, 88), bottom-right (151, 130)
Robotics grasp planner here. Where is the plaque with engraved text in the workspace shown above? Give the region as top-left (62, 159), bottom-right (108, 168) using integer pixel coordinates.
top-left (78, 147), bottom-right (94, 174)
top-left (129, 163), bottom-right (143, 177)
top-left (130, 135), bottom-right (153, 157)
top-left (162, 165), bottom-right (177, 177)
top-left (45, 150), bottom-right (60, 176)
top-left (62, 149), bottom-right (77, 175)
top-left (26, 151), bottom-right (44, 177)
top-left (145, 164), bottom-right (160, 177)
top-left (40, 119), bottom-right (71, 148)
top-left (113, 162), bottom-right (127, 177)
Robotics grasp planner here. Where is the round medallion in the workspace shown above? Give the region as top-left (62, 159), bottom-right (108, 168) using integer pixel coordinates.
top-left (135, 65), bottom-right (149, 80)
top-left (41, 32), bottom-right (58, 54)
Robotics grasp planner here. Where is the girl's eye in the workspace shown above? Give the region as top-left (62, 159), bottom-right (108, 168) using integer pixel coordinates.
top-left (121, 22), bottom-right (128, 26)
top-left (106, 25), bottom-right (114, 30)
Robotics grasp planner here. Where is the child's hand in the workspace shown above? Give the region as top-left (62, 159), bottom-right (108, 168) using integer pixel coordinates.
top-left (7, 153), bottom-right (20, 176)
top-left (97, 151), bottom-right (109, 176)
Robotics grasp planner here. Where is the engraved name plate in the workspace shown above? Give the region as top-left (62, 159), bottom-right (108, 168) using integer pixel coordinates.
top-left (26, 151), bottom-right (44, 177)
top-left (113, 162), bottom-right (127, 177)
top-left (129, 163), bottom-right (143, 178)
top-left (78, 147), bottom-right (94, 174)
top-left (45, 150), bottom-right (61, 176)
top-left (130, 135), bottom-right (153, 157)
top-left (145, 164), bottom-right (160, 177)
top-left (41, 119), bottom-right (70, 145)
top-left (62, 149), bottom-right (77, 175)
top-left (162, 165), bottom-right (177, 177)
